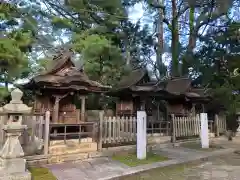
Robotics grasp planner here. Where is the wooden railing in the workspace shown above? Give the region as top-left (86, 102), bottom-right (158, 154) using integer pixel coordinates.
top-left (215, 114), bottom-right (227, 136)
top-left (172, 114), bottom-right (201, 141)
top-left (0, 112), bottom-right (50, 156)
top-left (172, 114), bottom-right (227, 142)
top-left (49, 122), bottom-right (97, 144)
top-left (147, 119), bottom-right (171, 136)
top-left (98, 113), bottom-right (137, 149)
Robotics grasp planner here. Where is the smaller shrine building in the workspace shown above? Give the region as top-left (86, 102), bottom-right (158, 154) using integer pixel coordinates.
top-left (107, 68), bottom-right (211, 119)
top-left (23, 49), bottom-right (110, 124)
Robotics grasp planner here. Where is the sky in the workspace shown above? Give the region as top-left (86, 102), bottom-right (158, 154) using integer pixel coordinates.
top-left (128, 3), bottom-right (144, 24)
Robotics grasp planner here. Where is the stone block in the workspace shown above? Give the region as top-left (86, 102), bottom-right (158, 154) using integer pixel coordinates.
top-left (209, 133), bottom-right (215, 138)
top-left (48, 155), bottom-right (63, 164)
top-left (0, 158), bottom-right (26, 174)
top-left (88, 151), bottom-right (103, 158)
top-left (0, 171), bottom-right (31, 180)
top-left (62, 153), bottom-right (89, 162)
top-left (78, 142), bottom-right (97, 152)
top-left (147, 136), bottom-right (171, 144)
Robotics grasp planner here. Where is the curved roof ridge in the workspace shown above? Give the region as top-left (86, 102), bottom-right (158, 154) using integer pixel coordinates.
top-left (115, 68), bottom-right (148, 90)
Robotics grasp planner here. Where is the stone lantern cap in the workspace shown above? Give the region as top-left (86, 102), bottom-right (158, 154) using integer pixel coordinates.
top-left (0, 88), bottom-right (32, 114)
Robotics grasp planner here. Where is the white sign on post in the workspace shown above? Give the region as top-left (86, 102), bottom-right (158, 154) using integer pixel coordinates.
top-left (200, 113), bottom-right (209, 148)
top-left (137, 111), bottom-right (147, 159)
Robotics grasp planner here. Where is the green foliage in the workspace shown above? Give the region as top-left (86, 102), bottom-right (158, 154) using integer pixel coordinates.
top-left (0, 87), bottom-right (9, 104)
top-left (0, 1), bottom-right (36, 100)
top-left (194, 21), bottom-right (240, 115)
top-left (73, 32), bottom-right (125, 85)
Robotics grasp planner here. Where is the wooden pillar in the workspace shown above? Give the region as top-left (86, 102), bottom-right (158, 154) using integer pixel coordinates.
top-left (44, 111), bottom-right (50, 156)
top-left (192, 103), bottom-right (196, 115)
top-left (202, 104), bottom-right (205, 113)
top-left (53, 96), bottom-right (60, 123)
top-left (140, 97), bottom-right (146, 111)
top-left (76, 109), bottom-right (80, 123)
top-left (80, 96), bottom-right (86, 122)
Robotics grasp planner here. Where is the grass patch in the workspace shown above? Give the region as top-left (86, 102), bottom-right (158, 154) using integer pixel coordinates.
top-left (119, 158), bottom-right (208, 180)
top-left (29, 167), bottom-right (56, 180)
top-left (181, 142), bottom-right (224, 151)
top-left (112, 152), bottom-right (168, 167)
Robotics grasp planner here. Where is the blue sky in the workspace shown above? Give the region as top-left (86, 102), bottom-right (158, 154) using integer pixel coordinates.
top-left (128, 3), bottom-right (144, 24)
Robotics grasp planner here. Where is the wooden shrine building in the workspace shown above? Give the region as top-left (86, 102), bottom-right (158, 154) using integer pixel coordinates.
top-left (23, 49), bottom-right (110, 124)
top-left (108, 68), bottom-right (211, 119)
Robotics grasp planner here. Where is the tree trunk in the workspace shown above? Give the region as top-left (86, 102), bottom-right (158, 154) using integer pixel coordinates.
top-left (156, 0), bottom-right (165, 78)
top-left (183, 7), bottom-right (196, 75)
top-left (171, 0), bottom-right (179, 77)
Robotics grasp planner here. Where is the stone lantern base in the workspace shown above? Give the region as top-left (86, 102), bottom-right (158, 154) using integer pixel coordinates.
top-left (0, 157), bottom-right (31, 180)
top-left (0, 169), bottom-right (31, 180)
top-left (0, 138), bottom-right (31, 180)
top-left (0, 88), bottom-right (32, 180)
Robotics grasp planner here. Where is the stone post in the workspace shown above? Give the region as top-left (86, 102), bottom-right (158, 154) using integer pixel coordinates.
top-left (200, 113), bottom-right (209, 148)
top-left (0, 88), bottom-right (32, 180)
top-left (235, 116), bottom-right (240, 137)
top-left (137, 111), bottom-right (147, 159)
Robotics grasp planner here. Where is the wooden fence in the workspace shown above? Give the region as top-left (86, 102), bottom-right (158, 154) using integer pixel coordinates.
top-left (147, 119), bottom-right (171, 136)
top-left (0, 114), bottom-right (7, 148)
top-left (49, 122), bottom-right (97, 144)
top-left (0, 111), bottom-right (50, 156)
top-left (98, 113), bottom-right (172, 149)
top-left (172, 114), bottom-right (201, 142)
top-left (172, 114), bottom-right (227, 142)
top-left (215, 114), bottom-right (227, 135)
top-left (98, 113), bottom-right (137, 149)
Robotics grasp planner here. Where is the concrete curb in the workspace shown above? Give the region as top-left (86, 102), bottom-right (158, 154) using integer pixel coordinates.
top-left (100, 148), bottom-right (235, 180)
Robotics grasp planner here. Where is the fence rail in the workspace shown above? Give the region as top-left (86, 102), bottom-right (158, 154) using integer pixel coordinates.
top-left (99, 113), bottom-right (137, 149)
top-left (172, 114), bottom-right (201, 140)
top-left (49, 122), bottom-right (97, 144)
top-left (147, 119), bottom-right (171, 136)
top-left (172, 114), bottom-right (227, 142)
top-left (0, 111), bottom-right (50, 156)
top-left (216, 114), bottom-right (227, 135)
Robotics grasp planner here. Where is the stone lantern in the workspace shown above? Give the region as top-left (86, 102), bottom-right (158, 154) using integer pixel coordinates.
top-left (0, 88), bottom-right (32, 180)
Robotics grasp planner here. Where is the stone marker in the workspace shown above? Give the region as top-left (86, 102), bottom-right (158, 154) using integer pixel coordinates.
top-left (0, 88), bottom-right (32, 180)
top-left (235, 112), bottom-right (240, 137)
top-left (137, 111), bottom-right (147, 159)
top-left (200, 113), bottom-right (209, 148)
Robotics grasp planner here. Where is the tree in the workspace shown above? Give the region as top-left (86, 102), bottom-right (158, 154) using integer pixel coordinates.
top-left (0, 2), bottom-right (35, 90)
top-left (193, 21), bottom-right (240, 115)
top-left (145, 0), bottom-right (236, 76)
top-left (73, 32), bottom-right (125, 85)
top-left (43, 0), bottom-right (155, 70)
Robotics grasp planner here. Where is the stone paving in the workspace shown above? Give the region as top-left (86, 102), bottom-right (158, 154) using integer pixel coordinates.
top-left (46, 157), bottom-right (130, 180)
top-left (45, 145), bottom-right (230, 180)
top-left (45, 138), bottom-right (240, 180)
top-left (119, 152), bottom-right (240, 180)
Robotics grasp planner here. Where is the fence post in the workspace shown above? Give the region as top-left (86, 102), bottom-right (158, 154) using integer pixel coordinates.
top-left (171, 114), bottom-right (176, 143)
top-left (44, 111), bottom-right (50, 156)
top-left (215, 114), bottom-right (219, 137)
top-left (98, 111), bottom-right (104, 151)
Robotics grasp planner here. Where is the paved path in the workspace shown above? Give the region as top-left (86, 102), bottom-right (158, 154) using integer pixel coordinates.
top-left (122, 153), bottom-right (240, 180)
top-left (46, 157), bottom-right (130, 180)
top-left (46, 138), bottom-right (240, 180)
top-left (46, 146), bottom-right (221, 180)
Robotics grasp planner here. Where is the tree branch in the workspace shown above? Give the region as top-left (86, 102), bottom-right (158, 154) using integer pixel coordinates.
top-left (148, 1), bottom-right (171, 30)
top-left (195, 11), bottom-right (226, 31)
